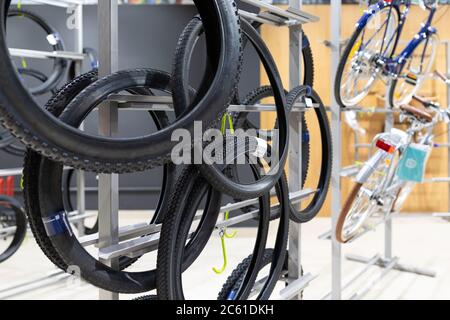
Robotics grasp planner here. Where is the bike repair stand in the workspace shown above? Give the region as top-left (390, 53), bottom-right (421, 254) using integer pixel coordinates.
top-left (324, 0), bottom-right (435, 300)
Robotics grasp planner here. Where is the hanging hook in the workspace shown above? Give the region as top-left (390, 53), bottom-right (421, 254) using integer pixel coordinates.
top-left (212, 211), bottom-right (237, 274)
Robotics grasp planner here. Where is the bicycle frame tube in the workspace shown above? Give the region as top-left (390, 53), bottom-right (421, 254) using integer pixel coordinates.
top-left (390, 6), bottom-right (437, 70)
top-left (355, 1), bottom-right (407, 62)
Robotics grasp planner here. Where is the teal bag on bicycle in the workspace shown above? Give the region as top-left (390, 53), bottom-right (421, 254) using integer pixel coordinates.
top-left (397, 144), bottom-right (431, 183)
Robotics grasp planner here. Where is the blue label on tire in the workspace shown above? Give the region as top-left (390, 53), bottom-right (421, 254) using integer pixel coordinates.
top-left (42, 211), bottom-right (72, 237)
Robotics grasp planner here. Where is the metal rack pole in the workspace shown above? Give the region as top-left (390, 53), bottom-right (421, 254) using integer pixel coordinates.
top-left (447, 42), bottom-right (450, 216)
top-left (287, 0), bottom-right (304, 300)
top-left (97, 0), bottom-right (120, 301)
top-left (384, 87), bottom-right (394, 260)
top-left (330, 0), bottom-right (342, 300)
top-left (74, 2), bottom-right (86, 235)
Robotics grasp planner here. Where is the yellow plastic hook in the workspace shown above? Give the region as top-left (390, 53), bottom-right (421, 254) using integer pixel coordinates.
top-left (212, 115), bottom-right (238, 274)
top-left (212, 233), bottom-right (228, 274)
top-left (212, 211), bottom-right (237, 274)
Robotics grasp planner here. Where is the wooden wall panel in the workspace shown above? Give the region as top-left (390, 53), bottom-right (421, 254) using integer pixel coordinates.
top-left (260, 4), bottom-right (450, 216)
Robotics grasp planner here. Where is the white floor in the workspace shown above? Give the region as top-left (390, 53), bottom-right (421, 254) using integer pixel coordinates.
top-left (1, 214), bottom-right (450, 300)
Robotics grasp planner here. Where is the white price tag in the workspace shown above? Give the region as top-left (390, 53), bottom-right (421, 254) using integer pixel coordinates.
top-left (304, 97), bottom-right (313, 108)
top-left (252, 137), bottom-right (268, 158)
top-left (47, 34), bottom-right (59, 46)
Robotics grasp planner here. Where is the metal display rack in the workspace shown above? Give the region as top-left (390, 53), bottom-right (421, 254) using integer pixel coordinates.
top-left (9, 0), bottom-right (87, 233)
top-left (325, 0), bottom-right (442, 300)
top-left (95, 0), bottom-right (319, 300)
top-left (0, 0), bottom-right (87, 299)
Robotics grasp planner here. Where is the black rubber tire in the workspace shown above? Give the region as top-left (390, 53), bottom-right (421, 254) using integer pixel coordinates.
top-left (217, 249), bottom-right (274, 300)
top-left (301, 34), bottom-right (315, 88)
top-left (61, 168), bottom-right (98, 235)
top-left (23, 70), bottom-right (98, 271)
top-left (0, 0), bottom-right (242, 174)
top-left (238, 85), bottom-right (310, 186)
top-left (0, 195), bottom-right (27, 263)
top-left (133, 295), bottom-right (158, 301)
top-left (157, 166), bottom-right (269, 300)
top-left (1, 68), bottom-right (57, 158)
top-left (30, 71), bottom-right (221, 294)
top-left (156, 163), bottom-right (290, 300)
top-left (334, 5), bottom-right (400, 108)
top-left (172, 18), bottom-right (289, 200)
top-left (229, 86), bottom-right (310, 217)
top-left (21, 70), bottom-right (147, 271)
top-left (285, 86), bottom-right (332, 223)
top-left (7, 9), bottom-right (67, 95)
top-left (23, 70), bottom-right (176, 273)
top-left (173, 18), bottom-right (314, 107)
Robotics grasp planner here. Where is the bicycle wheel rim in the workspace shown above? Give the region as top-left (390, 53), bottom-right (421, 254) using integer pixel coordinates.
top-left (337, 5), bottom-right (400, 107)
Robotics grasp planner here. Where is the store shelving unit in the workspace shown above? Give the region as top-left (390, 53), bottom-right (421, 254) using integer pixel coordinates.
top-left (95, 0), bottom-right (320, 300)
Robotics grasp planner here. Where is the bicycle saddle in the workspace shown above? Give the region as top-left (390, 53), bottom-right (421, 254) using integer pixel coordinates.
top-left (400, 104), bottom-right (433, 123)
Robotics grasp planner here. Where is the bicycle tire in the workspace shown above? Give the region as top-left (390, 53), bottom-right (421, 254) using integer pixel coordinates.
top-left (22, 70), bottom-right (177, 272)
top-left (1, 68), bottom-right (57, 158)
top-left (172, 18), bottom-right (314, 107)
top-left (0, 195), bottom-right (27, 263)
top-left (172, 17), bottom-right (288, 199)
top-left (239, 85), bottom-right (310, 186)
top-left (156, 168), bottom-right (268, 300)
top-left (0, 0), bottom-right (242, 174)
top-left (61, 168), bottom-right (99, 235)
top-left (230, 86), bottom-right (310, 217)
top-left (7, 9), bottom-right (67, 95)
top-left (156, 162), bottom-right (290, 300)
top-left (22, 71), bottom-right (154, 271)
top-left (217, 249), bottom-right (274, 300)
top-left (133, 295), bottom-right (158, 301)
top-left (334, 5), bottom-right (400, 108)
top-left (335, 183), bottom-right (363, 243)
top-left (285, 86), bottom-right (332, 223)
top-left (30, 71), bottom-right (221, 294)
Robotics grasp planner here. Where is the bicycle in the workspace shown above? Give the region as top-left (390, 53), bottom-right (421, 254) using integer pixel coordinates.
top-left (336, 73), bottom-right (450, 243)
top-left (335, 0), bottom-right (440, 109)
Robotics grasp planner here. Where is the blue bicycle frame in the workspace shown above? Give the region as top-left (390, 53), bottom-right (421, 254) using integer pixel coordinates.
top-left (356, 0), bottom-right (437, 77)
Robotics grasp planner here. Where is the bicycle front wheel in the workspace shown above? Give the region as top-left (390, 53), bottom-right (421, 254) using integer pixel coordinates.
top-left (335, 5), bottom-right (400, 108)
